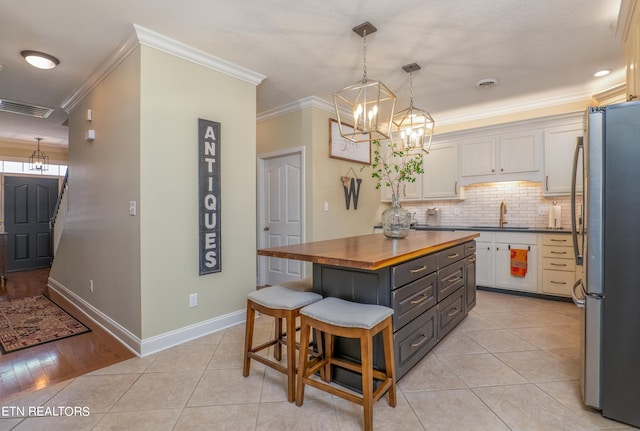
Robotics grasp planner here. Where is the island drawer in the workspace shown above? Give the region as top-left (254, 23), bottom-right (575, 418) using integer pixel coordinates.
top-left (437, 244), bottom-right (466, 267)
top-left (391, 254), bottom-right (437, 289)
top-left (437, 259), bottom-right (465, 301)
top-left (392, 273), bottom-right (437, 329)
top-left (394, 305), bottom-right (437, 379)
top-left (464, 241), bottom-right (476, 257)
top-left (437, 287), bottom-right (465, 341)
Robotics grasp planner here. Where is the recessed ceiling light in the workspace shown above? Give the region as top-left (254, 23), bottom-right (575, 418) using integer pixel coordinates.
top-left (20, 50), bottom-right (60, 70)
top-left (475, 78), bottom-right (499, 88)
top-left (593, 69), bottom-right (611, 78)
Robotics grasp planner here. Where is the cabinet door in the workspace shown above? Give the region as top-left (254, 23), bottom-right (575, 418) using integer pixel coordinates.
top-left (475, 241), bottom-right (494, 287)
top-left (495, 244), bottom-right (538, 292)
top-left (460, 138), bottom-right (495, 177)
top-left (422, 143), bottom-right (459, 199)
top-left (498, 131), bottom-right (540, 174)
top-left (543, 124), bottom-right (584, 196)
top-left (379, 144), bottom-right (422, 201)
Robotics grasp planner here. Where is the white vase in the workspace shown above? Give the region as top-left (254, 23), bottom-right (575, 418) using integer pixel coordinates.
top-left (381, 193), bottom-right (412, 238)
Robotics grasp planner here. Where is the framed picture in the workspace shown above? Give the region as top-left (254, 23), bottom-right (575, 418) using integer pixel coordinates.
top-left (329, 119), bottom-right (371, 165)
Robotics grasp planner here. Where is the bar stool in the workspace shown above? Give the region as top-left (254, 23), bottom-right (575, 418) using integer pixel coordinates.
top-left (296, 297), bottom-right (396, 431)
top-left (243, 285), bottom-right (322, 402)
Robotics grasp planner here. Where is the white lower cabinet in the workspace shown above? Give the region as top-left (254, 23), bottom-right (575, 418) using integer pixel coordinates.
top-left (475, 239), bottom-right (495, 287)
top-left (475, 231), bottom-right (539, 293)
top-left (540, 234), bottom-right (577, 297)
top-left (495, 242), bottom-right (538, 293)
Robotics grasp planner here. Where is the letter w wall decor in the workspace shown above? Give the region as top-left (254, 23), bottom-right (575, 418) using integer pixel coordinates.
top-left (341, 168), bottom-right (362, 210)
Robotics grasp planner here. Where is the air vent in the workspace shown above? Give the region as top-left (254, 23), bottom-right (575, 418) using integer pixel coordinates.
top-left (475, 78), bottom-right (499, 89)
top-left (0, 99), bottom-right (54, 118)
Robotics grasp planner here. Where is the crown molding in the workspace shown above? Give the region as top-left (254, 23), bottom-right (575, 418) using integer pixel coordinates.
top-left (617, 0), bottom-right (638, 42)
top-left (592, 83), bottom-right (627, 104)
top-left (133, 24), bottom-right (266, 86)
top-left (61, 24), bottom-right (266, 114)
top-left (60, 28), bottom-right (140, 113)
top-left (257, 96), bottom-right (335, 122)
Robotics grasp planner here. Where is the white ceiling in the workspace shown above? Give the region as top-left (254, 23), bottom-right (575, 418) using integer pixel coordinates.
top-left (0, 0), bottom-right (626, 149)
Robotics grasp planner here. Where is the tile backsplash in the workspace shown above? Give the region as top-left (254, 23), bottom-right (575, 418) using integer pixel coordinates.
top-left (404, 181), bottom-right (582, 229)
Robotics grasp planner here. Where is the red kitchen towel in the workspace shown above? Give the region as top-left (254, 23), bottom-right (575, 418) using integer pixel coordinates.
top-left (510, 248), bottom-right (528, 277)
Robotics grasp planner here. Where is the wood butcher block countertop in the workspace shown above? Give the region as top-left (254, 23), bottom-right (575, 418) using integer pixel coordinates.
top-left (257, 231), bottom-right (479, 271)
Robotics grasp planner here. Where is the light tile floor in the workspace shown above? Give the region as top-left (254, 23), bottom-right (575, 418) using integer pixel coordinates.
top-left (1, 290), bottom-right (638, 430)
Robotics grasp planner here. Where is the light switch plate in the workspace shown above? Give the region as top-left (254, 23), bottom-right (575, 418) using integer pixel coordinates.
top-left (129, 201), bottom-right (137, 216)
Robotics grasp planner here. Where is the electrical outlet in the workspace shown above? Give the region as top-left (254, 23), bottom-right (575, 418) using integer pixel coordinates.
top-left (538, 205), bottom-right (549, 215)
top-left (89, 279), bottom-right (94, 292)
top-left (189, 293), bottom-right (198, 308)
top-left (323, 202), bottom-right (329, 211)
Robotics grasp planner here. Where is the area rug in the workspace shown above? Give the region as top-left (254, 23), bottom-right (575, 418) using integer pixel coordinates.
top-left (0, 295), bottom-right (90, 353)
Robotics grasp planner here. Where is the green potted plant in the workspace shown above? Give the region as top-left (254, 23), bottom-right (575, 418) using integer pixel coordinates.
top-left (370, 139), bottom-right (424, 238)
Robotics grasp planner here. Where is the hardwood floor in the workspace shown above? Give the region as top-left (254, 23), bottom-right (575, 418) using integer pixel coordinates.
top-left (0, 268), bottom-right (135, 400)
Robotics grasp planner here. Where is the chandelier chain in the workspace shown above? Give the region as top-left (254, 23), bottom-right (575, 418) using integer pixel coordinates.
top-left (362, 29), bottom-right (367, 84)
top-left (409, 69), bottom-right (414, 108)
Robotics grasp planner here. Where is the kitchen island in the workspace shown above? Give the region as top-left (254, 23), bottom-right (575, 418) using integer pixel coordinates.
top-left (258, 230), bottom-right (479, 388)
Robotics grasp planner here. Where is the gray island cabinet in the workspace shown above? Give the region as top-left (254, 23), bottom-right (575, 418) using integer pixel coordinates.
top-left (258, 230), bottom-right (479, 390)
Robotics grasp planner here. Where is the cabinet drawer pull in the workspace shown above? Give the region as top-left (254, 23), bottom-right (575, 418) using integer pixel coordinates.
top-left (551, 251), bottom-right (568, 255)
top-left (550, 239), bottom-right (567, 242)
top-left (550, 281), bottom-right (568, 285)
top-left (447, 308), bottom-right (460, 317)
top-left (409, 265), bottom-right (428, 273)
top-left (411, 335), bottom-right (428, 349)
top-left (466, 257), bottom-right (476, 263)
top-left (410, 294), bottom-right (429, 305)
top-left (446, 275), bottom-right (462, 283)
top-left (550, 262), bottom-right (567, 267)
top-left (466, 246), bottom-right (476, 251)
top-left (447, 253), bottom-right (460, 259)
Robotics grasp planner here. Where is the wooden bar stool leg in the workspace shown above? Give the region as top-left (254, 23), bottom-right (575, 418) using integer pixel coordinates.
top-left (274, 316), bottom-right (283, 361)
top-left (285, 309), bottom-right (297, 402)
top-left (242, 301), bottom-right (256, 377)
top-left (382, 320), bottom-right (397, 407)
top-left (361, 329), bottom-right (374, 431)
top-left (295, 317), bottom-right (311, 407)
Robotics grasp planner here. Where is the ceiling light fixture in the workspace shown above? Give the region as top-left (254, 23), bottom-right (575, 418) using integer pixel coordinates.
top-left (333, 21), bottom-right (396, 142)
top-left (29, 137), bottom-right (49, 172)
top-left (20, 50), bottom-right (60, 70)
top-left (392, 63), bottom-right (435, 154)
top-left (593, 69), bottom-right (611, 78)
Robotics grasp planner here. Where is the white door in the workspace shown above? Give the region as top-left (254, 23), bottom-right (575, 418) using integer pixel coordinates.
top-left (261, 153), bottom-right (304, 286)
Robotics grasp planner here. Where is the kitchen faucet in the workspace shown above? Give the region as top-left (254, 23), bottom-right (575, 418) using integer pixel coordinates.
top-left (499, 201), bottom-right (507, 228)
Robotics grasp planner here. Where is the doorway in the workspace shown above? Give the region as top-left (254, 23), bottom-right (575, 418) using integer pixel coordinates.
top-left (4, 175), bottom-right (58, 271)
top-left (257, 148), bottom-right (305, 286)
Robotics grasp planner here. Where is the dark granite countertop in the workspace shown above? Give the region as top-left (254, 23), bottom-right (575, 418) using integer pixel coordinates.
top-left (411, 224), bottom-right (571, 234)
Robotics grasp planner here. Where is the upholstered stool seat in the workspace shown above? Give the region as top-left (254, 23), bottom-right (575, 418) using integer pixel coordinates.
top-left (243, 285), bottom-right (322, 402)
top-left (296, 297), bottom-right (396, 431)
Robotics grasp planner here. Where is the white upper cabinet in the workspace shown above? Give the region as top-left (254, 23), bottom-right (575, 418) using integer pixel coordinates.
top-left (422, 143), bottom-right (460, 199)
top-left (460, 130), bottom-right (541, 185)
top-left (543, 124), bottom-right (584, 196)
top-left (460, 137), bottom-right (495, 176)
top-left (498, 131), bottom-right (540, 174)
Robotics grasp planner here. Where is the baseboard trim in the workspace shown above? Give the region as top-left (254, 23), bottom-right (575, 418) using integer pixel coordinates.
top-left (47, 277), bottom-right (246, 357)
top-left (139, 309), bottom-right (246, 357)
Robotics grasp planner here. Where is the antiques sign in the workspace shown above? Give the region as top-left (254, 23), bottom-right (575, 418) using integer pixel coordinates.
top-left (198, 119), bottom-right (221, 275)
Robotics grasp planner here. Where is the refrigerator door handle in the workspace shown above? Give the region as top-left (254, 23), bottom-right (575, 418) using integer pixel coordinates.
top-left (571, 136), bottom-right (584, 265)
top-left (571, 279), bottom-right (585, 308)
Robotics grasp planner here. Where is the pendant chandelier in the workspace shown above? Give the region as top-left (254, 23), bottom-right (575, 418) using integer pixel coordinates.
top-left (392, 63), bottom-right (435, 154)
top-left (333, 22), bottom-right (396, 143)
top-left (29, 137), bottom-right (49, 172)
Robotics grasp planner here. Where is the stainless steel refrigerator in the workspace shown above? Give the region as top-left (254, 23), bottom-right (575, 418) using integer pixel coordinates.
top-left (571, 100), bottom-right (640, 428)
